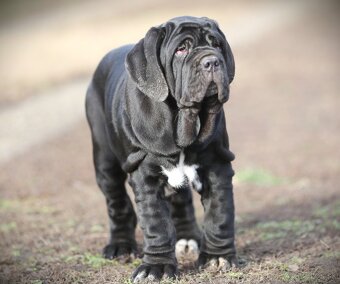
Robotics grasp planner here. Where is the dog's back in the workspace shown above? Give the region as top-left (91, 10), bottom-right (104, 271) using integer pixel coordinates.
top-left (87, 45), bottom-right (133, 109)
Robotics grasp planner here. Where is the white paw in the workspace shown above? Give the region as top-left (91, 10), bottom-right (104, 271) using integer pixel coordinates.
top-left (175, 239), bottom-right (199, 260)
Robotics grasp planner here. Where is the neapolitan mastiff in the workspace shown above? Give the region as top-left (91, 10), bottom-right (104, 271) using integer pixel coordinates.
top-left (86, 16), bottom-right (238, 282)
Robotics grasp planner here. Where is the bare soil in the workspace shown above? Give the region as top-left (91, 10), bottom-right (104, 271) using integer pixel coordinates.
top-left (1, 1), bottom-right (339, 283)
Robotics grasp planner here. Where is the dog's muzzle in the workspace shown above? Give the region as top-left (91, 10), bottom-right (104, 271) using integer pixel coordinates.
top-left (179, 49), bottom-right (229, 108)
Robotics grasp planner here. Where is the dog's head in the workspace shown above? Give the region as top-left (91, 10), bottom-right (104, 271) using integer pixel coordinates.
top-left (126, 16), bottom-right (234, 147)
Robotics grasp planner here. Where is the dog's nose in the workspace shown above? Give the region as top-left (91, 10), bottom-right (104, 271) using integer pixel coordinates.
top-left (201, 55), bottom-right (220, 72)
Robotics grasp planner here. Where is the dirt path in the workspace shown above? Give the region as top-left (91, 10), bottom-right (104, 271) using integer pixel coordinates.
top-left (1, 0), bottom-right (339, 283)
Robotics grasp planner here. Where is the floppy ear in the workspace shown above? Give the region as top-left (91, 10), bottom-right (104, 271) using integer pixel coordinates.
top-left (207, 19), bottom-right (235, 84)
top-left (210, 24), bottom-right (235, 84)
top-left (125, 27), bottom-right (169, 101)
top-left (222, 36), bottom-right (235, 83)
top-left (217, 27), bottom-right (235, 84)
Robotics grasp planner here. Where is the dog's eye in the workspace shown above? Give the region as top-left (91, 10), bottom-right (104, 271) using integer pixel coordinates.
top-left (176, 44), bottom-right (188, 55)
top-left (207, 35), bottom-right (221, 50)
top-left (212, 42), bottom-right (221, 50)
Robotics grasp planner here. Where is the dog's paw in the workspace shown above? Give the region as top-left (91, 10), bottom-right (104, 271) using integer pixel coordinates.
top-left (132, 263), bottom-right (178, 283)
top-left (197, 252), bottom-right (238, 272)
top-left (102, 243), bottom-right (136, 263)
top-left (175, 239), bottom-right (199, 260)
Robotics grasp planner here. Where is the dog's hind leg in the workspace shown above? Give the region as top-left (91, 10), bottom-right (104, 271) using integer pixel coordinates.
top-left (86, 83), bottom-right (137, 262)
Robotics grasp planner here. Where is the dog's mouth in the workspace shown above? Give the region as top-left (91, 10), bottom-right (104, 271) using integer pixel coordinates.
top-left (185, 82), bottom-right (219, 109)
top-left (197, 82), bottom-right (221, 112)
top-left (205, 82), bottom-right (218, 97)
top-left (175, 90), bottom-right (221, 148)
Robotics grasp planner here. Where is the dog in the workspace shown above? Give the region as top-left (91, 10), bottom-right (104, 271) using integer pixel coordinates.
top-left (86, 16), bottom-right (237, 282)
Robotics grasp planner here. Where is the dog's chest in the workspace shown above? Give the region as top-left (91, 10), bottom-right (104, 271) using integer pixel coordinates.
top-left (161, 151), bottom-right (202, 192)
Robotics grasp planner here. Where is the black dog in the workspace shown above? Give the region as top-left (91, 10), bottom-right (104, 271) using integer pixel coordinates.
top-left (86, 16), bottom-right (237, 282)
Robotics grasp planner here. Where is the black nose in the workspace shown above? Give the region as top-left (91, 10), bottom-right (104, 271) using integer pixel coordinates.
top-left (201, 55), bottom-right (220, 72)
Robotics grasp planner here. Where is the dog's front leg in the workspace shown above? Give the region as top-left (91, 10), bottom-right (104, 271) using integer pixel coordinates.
top-left (129, 159), bottom-right (178, 282)
top-left (198, 161), bottom-right (238, 271)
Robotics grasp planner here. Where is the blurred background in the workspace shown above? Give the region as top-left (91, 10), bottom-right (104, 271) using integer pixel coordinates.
top-left (1, 0), bottom-right (339, 283)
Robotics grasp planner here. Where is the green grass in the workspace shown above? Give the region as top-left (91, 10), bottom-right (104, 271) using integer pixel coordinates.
top-left (129, 258), bottom-right (142, 268)
top-left (0, 198), bottom-right (58, 215)
top-left (280, 271), bottom-right (315, 283)
top-left (313, 202), bottom-right (340, 231)
top-left (123, 279), bottom-right (133, 284)
top-left (0, 221), bottom-right (17, 232)
top-left (0, 199), bottom-right (18, 210)
top-left (11, 248), bottom-right (21, 257)
top-left (28, 205), bottom-right (57, 214)
top-left (256, 220), bottom-right (315, 240)
top-left (62, 252), bottom-right (117, 269)
top-left (89, 224), bottom-right (105, 233)
top-left (330, 220), bottom-right (340, 230)
top-left (235, 167), bottom-right (285, 187)
top-left (314, 201), bottom-right (340, 218)
top-left (227, 271), bottom-right (244, 279)
top-left (323, 251), bottom-right (340, 258)
top-left (30, 281), bottom-right (43, 284)
top-left (81, 253), bottom-right (117, 269)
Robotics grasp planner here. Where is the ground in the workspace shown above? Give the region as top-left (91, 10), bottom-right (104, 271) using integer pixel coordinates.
top-left (0, 0), bottom-right (339, 283)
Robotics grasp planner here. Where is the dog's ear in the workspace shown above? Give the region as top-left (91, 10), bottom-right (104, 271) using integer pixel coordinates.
top-left (222, 37), bottom-right (235, 84)
top-left (204, 18), bottom-right (235, 84)
top-left (126, 27), bottom-right (169, 101)
top-left (217, 27), bottom-right (235, 84)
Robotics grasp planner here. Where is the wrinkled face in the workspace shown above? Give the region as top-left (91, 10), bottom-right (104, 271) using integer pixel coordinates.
top-left (126, 17), bottom-right (235, 147)
top-left (159, 17), bottom-right (234, 111)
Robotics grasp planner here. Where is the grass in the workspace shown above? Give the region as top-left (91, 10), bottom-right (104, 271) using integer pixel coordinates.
top-left (323, 251), bottom-right (340, 258)
top-left (239, 219), bottom-right (319, 242)
top-left (82, 253), bottom-right (115, 268)
top-left (62, 253), bottom-right (118, 269)
top-left (227, 271), bottom-right (245, 279)
top-left (129, 258), bottom-right (142, 268)
top-left (30, 281), bottom-right (43, 284)
top-left (280, 271), bottom-right (316, 283)
top-left (90, 224), bottom-right (105, 233)
top-left (1, 188), bottom-right (339, 283)
top-left (0, 199), bottom-right (18, 210)
top-left (0, 198), bottom-right (58, 215)
top-left (314, 201), bottom-right (340, 218)
top-left (245, 200), bottom-right (340, 242)
top-left (11, 248), bottom-right (21, 257)
top-left (27, 205), bottom-right (57, 214)
top-left (256, 219), bottom-right (316, 240)
top-left (0, 221), bottom-right (17, 232)
top-left (313, 201), bottom-right (340, 231)
top-left (235, 167), bottom-right (285, 187)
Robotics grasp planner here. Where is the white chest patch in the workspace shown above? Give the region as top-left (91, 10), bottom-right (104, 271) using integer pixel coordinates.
top-left (161, 151), bottom-right (202, 191)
